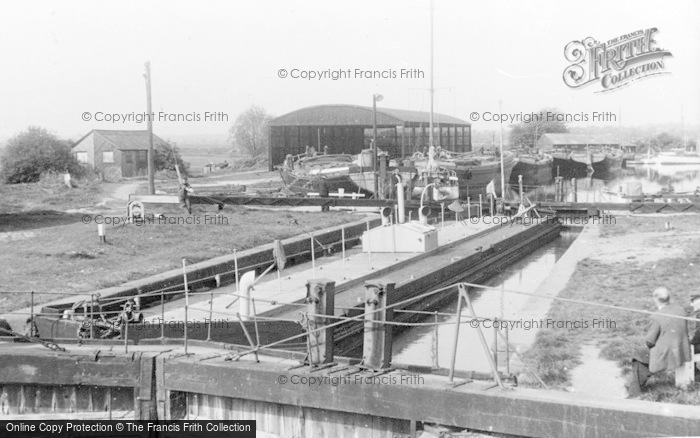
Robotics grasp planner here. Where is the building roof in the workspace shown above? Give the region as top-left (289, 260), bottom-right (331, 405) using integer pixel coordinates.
top-left (74, 130), bottom-right (168, 151)
top-left (539, 133), bottom-right (634, 147)
top-left (269, 104), bottom-right (470, 127)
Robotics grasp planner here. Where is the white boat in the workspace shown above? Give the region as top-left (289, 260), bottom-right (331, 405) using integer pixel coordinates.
top-left (652, 149), bottom-right (700, 165)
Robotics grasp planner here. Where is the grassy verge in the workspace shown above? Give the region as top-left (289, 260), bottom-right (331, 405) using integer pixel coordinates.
top-left (0, 176), bottom-right (105, 215)
top-left (1, 201), bottom-right (362, 315)
top-left (521, 214), bottom-right (700, 404)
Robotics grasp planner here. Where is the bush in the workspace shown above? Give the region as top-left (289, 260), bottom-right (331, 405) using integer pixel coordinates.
top-left (1, 126), bottom-right (82, 183)
top-left (155, 141), bottom-right (190, 175)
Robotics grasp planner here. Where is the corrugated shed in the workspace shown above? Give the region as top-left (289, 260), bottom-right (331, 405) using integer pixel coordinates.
top-left (269, 105), bottom-right (470, 127)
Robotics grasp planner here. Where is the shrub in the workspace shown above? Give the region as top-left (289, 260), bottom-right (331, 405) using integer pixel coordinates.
top-left (1, 126), bottom-right (82, 183)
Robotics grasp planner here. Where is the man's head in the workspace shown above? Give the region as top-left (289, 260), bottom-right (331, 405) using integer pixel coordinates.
top-left (691, 294), bottom-right (700, 311)
top-left (652, 287), bottom-right (670, 307)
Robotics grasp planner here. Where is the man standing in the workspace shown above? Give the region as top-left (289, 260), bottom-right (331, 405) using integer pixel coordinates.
top-left (486, 179), bottom-right (497, 215)
top-left (178, 176), bottom-right (194, 214)
top-left (629, 287), bottom-right (691, 396)
top-left (690, 294), bottom-right (700, 375)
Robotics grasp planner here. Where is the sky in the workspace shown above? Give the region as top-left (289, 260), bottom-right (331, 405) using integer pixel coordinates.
top-left (0, 0), bottom-right (698, 143)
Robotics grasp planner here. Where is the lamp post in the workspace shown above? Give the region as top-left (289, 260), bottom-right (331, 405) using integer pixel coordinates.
top-left (373, 94), bottom-right (383, 199)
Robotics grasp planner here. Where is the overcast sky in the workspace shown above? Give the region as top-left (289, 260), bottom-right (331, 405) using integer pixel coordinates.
top-left (1, 0), bottom-right (698, 142)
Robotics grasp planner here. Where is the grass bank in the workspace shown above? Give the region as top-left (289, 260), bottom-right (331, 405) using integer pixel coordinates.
top-left (0, 176), bottom-right (105, 215)
top-left (522, 214), bottom-right (700, 404)
top-left (1, 199), bottom-right (362, 315)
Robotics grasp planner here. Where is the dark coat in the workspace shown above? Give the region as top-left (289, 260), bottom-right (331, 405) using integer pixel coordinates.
top-left (645, 303), bottom-right (691, 373)
top-left (690, 310), bottom-right (700, 347)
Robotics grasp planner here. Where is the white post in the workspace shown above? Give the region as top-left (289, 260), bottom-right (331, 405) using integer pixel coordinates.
top-left (479, 194), bottom-right (483, 219)
top-left (238, 271), bottom-right (255, 320)
top-left (98, 224), bottom-right (105, 243)
top-left (396, 175), bottom-right (405, 224)
top-left (467, 197), bottom-right (471, 221)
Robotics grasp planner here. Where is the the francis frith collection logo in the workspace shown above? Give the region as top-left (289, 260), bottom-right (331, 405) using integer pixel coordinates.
top-left (563, 28), bottom-right (672, 93)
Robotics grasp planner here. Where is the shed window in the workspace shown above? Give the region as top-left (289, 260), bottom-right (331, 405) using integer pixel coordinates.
top-left (76, 152), bottom-right (88, 163)
top-left (138, 151), bottom-right (147, 162)
top-left (125, 152), bottom-right (133, 164)
top-left (102, 151), bottom-right (114, 163)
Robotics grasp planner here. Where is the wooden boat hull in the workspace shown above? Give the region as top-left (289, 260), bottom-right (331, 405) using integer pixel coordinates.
top-left (412, 152), bottom-right (516, 199)
top-left (511, 154), bottom-right (553, 186)
top-left (593, 151), bottom-right (623, 173)
top-left (280, 167), bottom-right (369, 196)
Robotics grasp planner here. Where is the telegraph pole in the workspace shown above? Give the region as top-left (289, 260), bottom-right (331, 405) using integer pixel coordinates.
top-left (429, 0), bottom-right (434, 148)
top-left (144, 61), bottom-right (155, 195)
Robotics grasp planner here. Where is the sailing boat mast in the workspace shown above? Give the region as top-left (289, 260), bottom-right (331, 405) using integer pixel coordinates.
top-left (498, 100), bottom-right (505, 200)
top-left (429, 0), bottom-right (434, 148)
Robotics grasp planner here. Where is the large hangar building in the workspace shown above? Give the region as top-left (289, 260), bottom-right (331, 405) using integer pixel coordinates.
top-left (267, 104), bottom-right (471, 170)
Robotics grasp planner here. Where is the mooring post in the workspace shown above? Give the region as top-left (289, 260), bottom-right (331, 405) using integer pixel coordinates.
top-left (467, 197), bottom-right (471, 219)
top-left (518, 175), bottom-right (524, 206)
top-left (571, 177), bottom-right (578, 203)
top-left (478, 194), bottom-right (483, 219)
top-left (305, 279), bottom-right (336, 365)
top-left (362, 281), bottom-right (396, 370)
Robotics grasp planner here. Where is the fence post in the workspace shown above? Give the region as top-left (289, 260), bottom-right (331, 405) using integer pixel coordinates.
top-left (305, 279), bottom-right (336, 365)
top-left (362, 281), bottom-right (396, 370)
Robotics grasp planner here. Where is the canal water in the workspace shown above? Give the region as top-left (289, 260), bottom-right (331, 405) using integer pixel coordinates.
top-left (392, 228), bottom-right (581, 373)
top-left (514, 163), bottom-right (700, 204)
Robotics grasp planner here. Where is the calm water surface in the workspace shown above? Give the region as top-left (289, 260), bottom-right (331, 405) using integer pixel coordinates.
top-left (392, 229), bottom-right (580, 373)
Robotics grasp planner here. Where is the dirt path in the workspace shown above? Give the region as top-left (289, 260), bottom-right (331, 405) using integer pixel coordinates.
top-left (569, 344), bottom-right (628, 399)
top-left (109, 181), bottom-right (145, 202)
